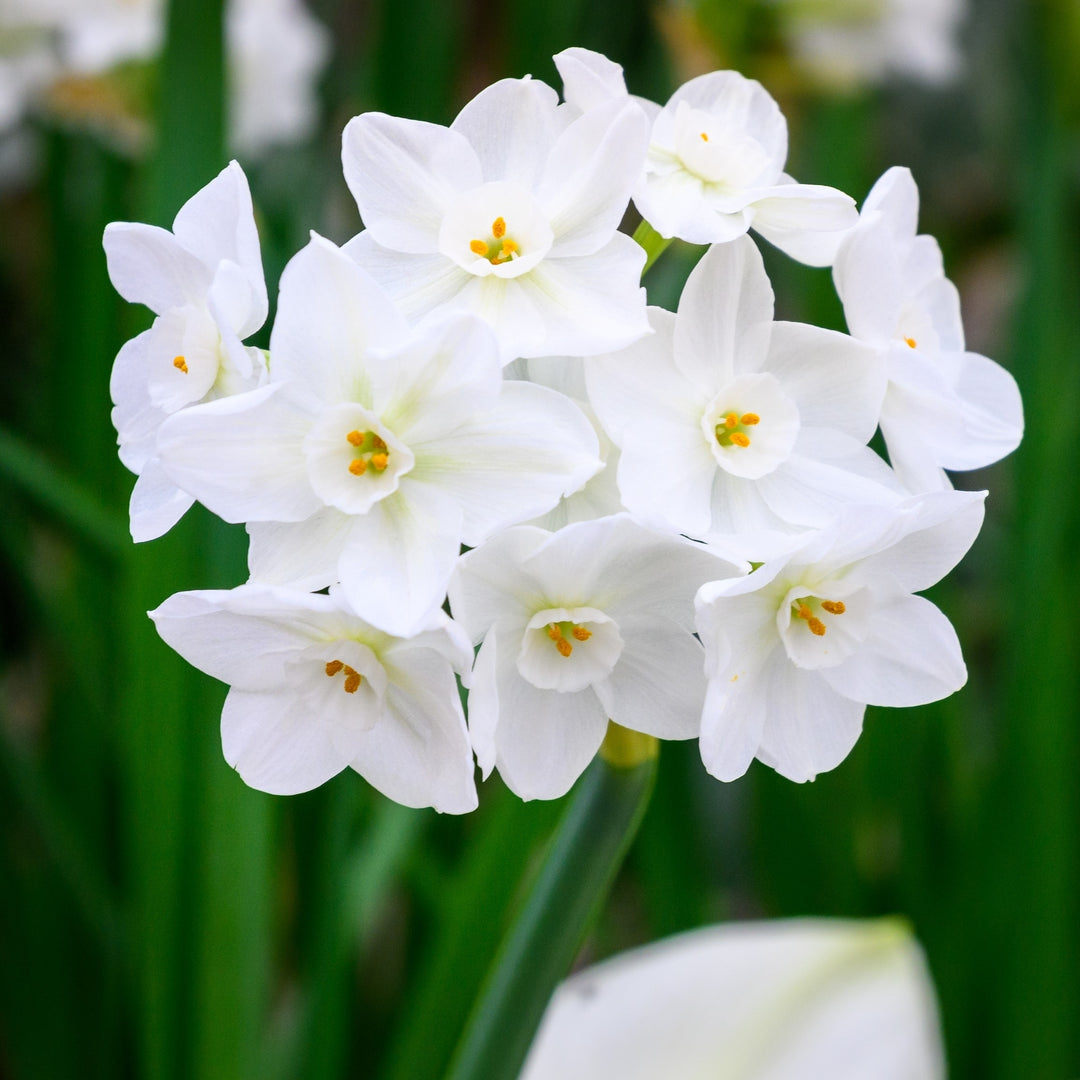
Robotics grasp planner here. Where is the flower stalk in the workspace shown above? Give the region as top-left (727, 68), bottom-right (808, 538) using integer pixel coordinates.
top-left (631, 218), bottom-right (672, 275)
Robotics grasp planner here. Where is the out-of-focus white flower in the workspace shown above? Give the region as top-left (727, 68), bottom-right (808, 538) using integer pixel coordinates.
top-left (833, 166), bottom-right (1023, 492)
top-left (587, 236), bottom-right (898, 560)
top-left (554, 48), bottom-right (857, 266)
top-left (448, 515), bottom-right (743, 800)
top-left (150, 584), bottom-right (478, 812)
top-left (156, 233), bottom-right (601, 637)
top-left (695, 490), bottom-right (984, 783)
top-left (520, 917), bottom-right (945, 1080)
top-left (341, 76), bottom-right (651, 364)
top-left (227, 0), bottom-right (328, 156)
top-left (773, 0), bottom-right (965, 91)
top-left (103, 160), bottom-right (268, 541)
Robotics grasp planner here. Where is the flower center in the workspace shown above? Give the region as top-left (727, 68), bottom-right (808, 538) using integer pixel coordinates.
top-left (544, 620), bottom-right (594, 658)
top-left (468, 216), bottom-right (522, 265)
top-left (324, 658), bottom-right (363, 694)
top-left (792, 597), bottom-right (846, 637)
top-left (345, 429), bottom-right (390, 477)
top-left (714, 410), bottom-right (761, 449)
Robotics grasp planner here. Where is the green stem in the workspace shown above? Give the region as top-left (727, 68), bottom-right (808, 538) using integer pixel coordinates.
top-left (632, 219), bottom-right (672, 277)
top-left (443, 730), bottom-right (658, 1080)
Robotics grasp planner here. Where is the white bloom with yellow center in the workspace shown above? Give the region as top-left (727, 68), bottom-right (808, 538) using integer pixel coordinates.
top-left (155, 233), bottom-right (601, 637)
top-left (341, 75), bottom-right (651, 364)
top-left (448, 514), bottom-right (744, 800)
top-left (149, 584), bottom-right (477, 812)
top-left (103, 159), bottom-right (268, 541)
top-left (695, 490), bottom-right (984, 783)
top-left (586, 236), bottom-right (898, 559)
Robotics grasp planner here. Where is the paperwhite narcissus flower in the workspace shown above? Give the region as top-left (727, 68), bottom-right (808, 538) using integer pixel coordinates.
top-left (103, 159), bottom-right (268, 541)
top-left (554, 48), bottom-right (858, 265)
top-left (341, 76), bottom-right (651, 364)
top-left (834, 166), bottom-right (1023, 492)
top-left (149, 584), bottom-right (478, 812)
top-left (695, 490), bottom-right (984, 783)
top-left (448, 515), bottom-right (744, 801)
top-left (519, 918), bottom-right (945, 1080)
top-left (156, 233), bottom-right (601, 636)
top-left (587, 236), bottom-right (898, 559)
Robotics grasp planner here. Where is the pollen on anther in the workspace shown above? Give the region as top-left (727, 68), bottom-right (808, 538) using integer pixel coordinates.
top-left (740, 413), bottom-right (760, 426)
top-left (571, 625), bottom-right (591, 641)
top-left (370, 452), bottom-right (389, 471)
top-left (700, 132), bottom-right (709, 142)
top-left (499, 239), bottom-right (519, 260)
top-left (371, 435), bottom-right (387, 450)
top-left (904, 337), bottom-right (917, 349)
top-left (348, 458), bottom-right (367, 476)
top-left (821, 600), bottom-right (846, 615)
top-left (724, 413), bottom-right (738, 429)
top-left (325, 659), bottom-right (344, 677)
top-left (343, 665), bottom-right (362, 694)
top-left (797, 603), bottom-right (812, 621)
top-left (807, 617), bottom-right (827, 636)
top-left (546, 625), bottom-right (562, 642)
top-left (730, 432), bottom-right (751, 448)
top-left (492, 217), bottom-right (506, 238)
top-left (346, 430), bottom-right (364, 446)
top-left (555, 638), bottom-right (573, 658)
top-left (173, 355), bottom-right (189, 373)
top-left (470, 239), bottom-right (489, 256)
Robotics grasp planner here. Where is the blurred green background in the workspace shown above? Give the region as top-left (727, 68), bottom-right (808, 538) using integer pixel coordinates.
top-left (1, 0), bottom-right (1077, 1076)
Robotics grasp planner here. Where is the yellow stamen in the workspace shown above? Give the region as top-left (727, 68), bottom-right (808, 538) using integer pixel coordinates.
top-left (343, 666), bottom-right (362, 694)
top-left (325, 659), bottom-right (344, 676)
top-left (371, 434), bottom-right (387, 450)
top-left (821, 600), bottom-right (846, 615)
top-left (724, 413), bottom-right (738, 429)
top-left (498, 238), bottom-right (519, 261)
top-left (797, 603), bottom-right (813, 621)
top-left (346, 430), bottom-right (364, 446)
top-left (700, 132), bottom-right (709, 141)
top-left (740, 413), bottom-right (760, 426)
top-left (730, 431), bottom-right (751, 448)
top-left (555, 638), bottom-right (573, 658)
top-left (173, 355), bottom-right (189, 374)
top-left (546, 625), bottom-right (562, 642)
top-left (470, 239), bottom-right (489, 256)
top-left (571, 625), bottom-right (592, 641)
top-left (904, 337), bottom-right (917, 349)
top-left (348, 458), bottom-right (367, 476)
top-left (807, 617), bottom-right (826, 636)
top-left (492, 217), bottom-right (507, 239)
top-left (370, 452), bottom-right (389, 471)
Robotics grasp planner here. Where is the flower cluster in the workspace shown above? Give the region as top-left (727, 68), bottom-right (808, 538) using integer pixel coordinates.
top-left (106, 48), bottom-right (1022, 810)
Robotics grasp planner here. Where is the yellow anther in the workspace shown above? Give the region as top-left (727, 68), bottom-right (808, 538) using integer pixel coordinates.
top-left (700, 132), bottom-right (709, 141)
top-left (555, 638), bottom-right (573, 658)
top-left (807, 617), bottom-right (826, 636)
top-left (348, 458), bottom-right (368, 476)
top-left (904, 337), bottom-right (917, 349)
top-left (724, 413), bottom-right (738, 429)
top-left (173, 355), bottom-right (189, 373)
top-left (346, 430), bottom-right (364, 446)
top-left (325, 659), bottom-right (344, 677)
top-left (797, 603), bottom-right (813, 621)
top-left (492, 216), bottom-right (507, 238)
top-left (371, 434), bottom-right (387, 450)
top-left (498, 238), bottom-right (519, 261)
top-left (821, 600), bottom-right (846, 615)
top-left (730, 431), bottom-right (751, 448)
top-left (571, 625), bottom-right (592, 641)
top-left (470, 239), bottom-right (489, 256)
top-left (370, 452), bottom-right (389, 471)
top-left (546, 625), bottom-right (562, 642)
top-left (343, 666), bottom-right (362, 694)
top-left (740, 413), bottom-right (760, 426)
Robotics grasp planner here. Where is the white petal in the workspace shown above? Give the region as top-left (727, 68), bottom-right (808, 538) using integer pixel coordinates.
top-left (341, 112), bottom-right (482, 251)
top-left (834, 217), bottom-right (906, 343)
top-left (862, 166), bottom-right (920, 238)
top-left (129, 458), bottom-right (195, 542)
top-left (940, 351), bottom-right (1023, 470)
top-left (156, 382), bottom-right (322, 523)
top-left (750, 182), bottom-right (858, 267)
top-left (103, 221), bottom-right (210, 314)
top-left (110, 329), bottom-right (163, 471)
top-left (822, 593), bottom-right (965, 707)
top-left (518, 607), bottom-right (623, 692)
top-left (553, 47), bottom-right (628, 110)
top-left (246, 509), bottom-right (352, 592)
top-left (634, 168), bottom-right (753, 245)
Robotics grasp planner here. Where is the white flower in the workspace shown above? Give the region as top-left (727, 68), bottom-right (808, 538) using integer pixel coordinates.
top-left (694, 490), bottom-right (984, 783)
top-left (149, 583), bottom-right (477, 812)
top-left (833, 166), bottom-right (1023, 492)
top-left (156, 233), bottom-right (601, 636)
top-left (587, 236), bottom-right (898, 559)
top-left (340, 75), bottom-right (651, 364)
top-left (554, 48), bottom-right (858, 265)
top-left (520, 918), bottom-right (945, 1080)
top-left (103, 159), bottom-right (268, 541)
top-left (448, 515), bottom-right (743, 801)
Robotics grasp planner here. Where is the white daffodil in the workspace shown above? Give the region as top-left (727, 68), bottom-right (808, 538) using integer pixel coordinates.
top-left (149, 584), bottom-right (477, 812)
top-left (103, 159), bottom-right (268, 541)
top-left (340, 75), bottom-right (650, 364)
top-left (554, 48), bottom-right (857, 265)
top-left (587, 236), bottom-right (898, 560)
top-left (520, 918), bottom-right (945, 1080)
top-left (833, 166), bottom-right (1023, 492)
top-left (695, 490), bottom-right (984, 783)
top-left (448, 515), bottom-right (743, 801)
top-left (156, 233), bottom-right (601, 637)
